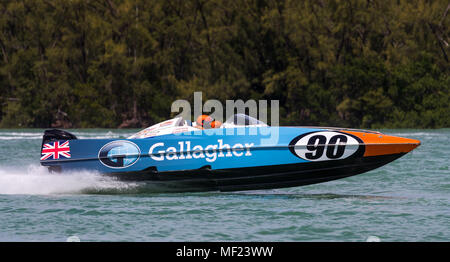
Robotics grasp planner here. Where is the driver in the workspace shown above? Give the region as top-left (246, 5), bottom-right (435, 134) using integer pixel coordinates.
top-left (196, 115), bottom-right (222, 129)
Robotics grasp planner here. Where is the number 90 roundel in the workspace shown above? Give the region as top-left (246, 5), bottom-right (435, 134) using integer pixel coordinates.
top-left (289, 131), bottom-right (365, 161)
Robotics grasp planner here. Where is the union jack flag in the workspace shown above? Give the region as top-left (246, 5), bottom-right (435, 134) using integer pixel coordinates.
top-left (41, 141), bottom-right (71, 160)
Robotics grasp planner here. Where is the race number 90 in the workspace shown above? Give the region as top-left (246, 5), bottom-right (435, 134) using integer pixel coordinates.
top-left (289, 131), bottom-right (363, 161)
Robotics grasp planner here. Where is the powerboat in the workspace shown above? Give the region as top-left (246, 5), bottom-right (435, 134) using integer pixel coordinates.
top-left (40, 114), bottom-right (420, 192)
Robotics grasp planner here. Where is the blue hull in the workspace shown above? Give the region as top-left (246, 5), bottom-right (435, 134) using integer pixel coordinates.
top-left (40, 127), bottom-right (416, 192)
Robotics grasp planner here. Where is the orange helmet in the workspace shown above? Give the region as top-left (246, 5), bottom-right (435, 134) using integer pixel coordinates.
top-left (210, 120), bottom-right (222, 128)
top-left (196, 115), bottom-right (213, 128)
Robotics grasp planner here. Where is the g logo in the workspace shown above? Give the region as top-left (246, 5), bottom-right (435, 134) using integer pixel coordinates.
top-left (98, 141), bottom-right (140, 168)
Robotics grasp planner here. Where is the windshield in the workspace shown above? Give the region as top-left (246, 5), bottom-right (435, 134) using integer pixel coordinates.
top-left (224, 114), bottom-right (268, 126)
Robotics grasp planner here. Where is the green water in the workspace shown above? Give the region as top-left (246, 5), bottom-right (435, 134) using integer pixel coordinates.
top-left (0, 129), bottom-right (448, 241)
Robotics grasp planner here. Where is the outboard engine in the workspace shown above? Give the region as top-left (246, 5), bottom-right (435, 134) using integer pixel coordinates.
top-left (42, 129), bottom-right (77, 145)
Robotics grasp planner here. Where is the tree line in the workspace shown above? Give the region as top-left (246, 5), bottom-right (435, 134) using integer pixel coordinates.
top-left (0, 0), bottom-right (448, 129)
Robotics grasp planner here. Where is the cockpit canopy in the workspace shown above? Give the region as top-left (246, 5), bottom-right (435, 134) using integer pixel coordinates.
top-left (222, 113), bottom-right (268, 127)
top-left (128, 114), bottom-right (268, 139)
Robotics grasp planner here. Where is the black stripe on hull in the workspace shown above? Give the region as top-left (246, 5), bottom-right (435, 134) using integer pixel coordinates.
top-left (105, 153), bottom-right (406, 192)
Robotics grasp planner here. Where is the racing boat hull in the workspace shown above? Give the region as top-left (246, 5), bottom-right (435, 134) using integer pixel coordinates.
top-left (40, 127), bottom-right (420, 192)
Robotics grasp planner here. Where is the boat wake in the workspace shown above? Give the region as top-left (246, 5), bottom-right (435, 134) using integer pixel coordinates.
top-left (0, 165), bottom-right (140, 195)
top-left (0, 165), bottom-right (404, 197)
